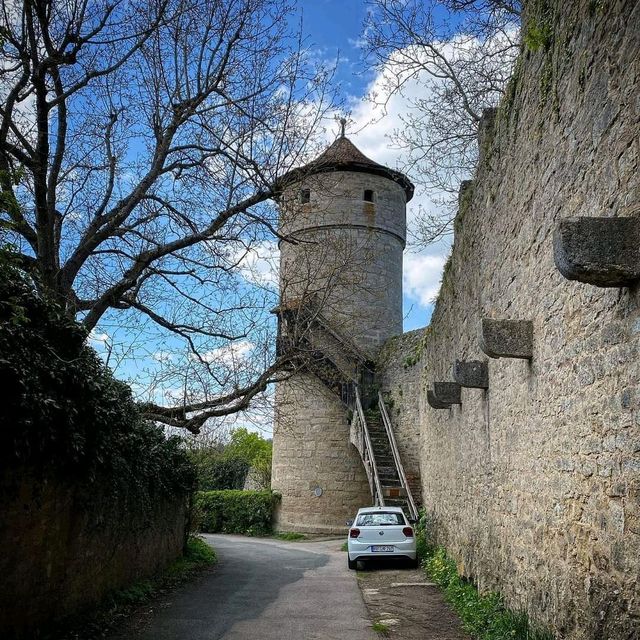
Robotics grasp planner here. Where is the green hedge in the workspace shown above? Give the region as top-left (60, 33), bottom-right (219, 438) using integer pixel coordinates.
top-left (195, 490), bottom-right (280, 535)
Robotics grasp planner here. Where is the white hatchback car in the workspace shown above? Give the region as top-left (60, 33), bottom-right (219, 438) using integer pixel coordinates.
top-left (346, 506), bottom-right (418, 569)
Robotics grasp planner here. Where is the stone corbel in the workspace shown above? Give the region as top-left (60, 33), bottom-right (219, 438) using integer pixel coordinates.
top-left (480, 319), bottom-right (533, 359)
top-left (427, 390), bottom-right (451, 410)
top-left (433, 382), bottom-right (462, 405)
top-left (553, 216), bottom-right (640, 287)
top-left (452, 360), bottom-right (489, 389)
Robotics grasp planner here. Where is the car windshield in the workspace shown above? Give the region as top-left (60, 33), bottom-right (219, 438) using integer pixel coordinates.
top-left (356, 512), bottom-right (405, 527)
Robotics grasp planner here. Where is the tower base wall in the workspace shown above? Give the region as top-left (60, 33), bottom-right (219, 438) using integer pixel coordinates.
top-left (272, 374), bottom-right (371, 534)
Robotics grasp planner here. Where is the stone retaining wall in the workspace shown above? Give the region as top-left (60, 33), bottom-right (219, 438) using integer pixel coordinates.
top-left (380, 1), bottom-right (640, 637)
top-left (0, 474), bottom-right (188, 638)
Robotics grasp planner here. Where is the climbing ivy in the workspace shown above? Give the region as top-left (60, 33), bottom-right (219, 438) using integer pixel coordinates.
top-left (0, 249), bottom-right (194, 504)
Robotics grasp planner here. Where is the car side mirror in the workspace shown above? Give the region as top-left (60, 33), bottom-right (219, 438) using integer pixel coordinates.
top-left (408, 518), bottom-right (418, 525)
top-left (345, 519), bottom-right (353, 527)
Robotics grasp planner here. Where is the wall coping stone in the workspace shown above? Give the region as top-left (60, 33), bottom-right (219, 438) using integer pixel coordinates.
top-left (453, 360), bottom-right (489, 389)
top-left (427, 390), bottom-right (451, 409)
top-left (433, 382), bottom-right (462, 405)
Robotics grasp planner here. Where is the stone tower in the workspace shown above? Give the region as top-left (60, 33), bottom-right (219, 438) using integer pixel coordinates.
top-left (271, 131), bottom-right (414, 534)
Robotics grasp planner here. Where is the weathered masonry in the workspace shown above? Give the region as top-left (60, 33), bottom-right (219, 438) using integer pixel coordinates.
top-left (271, 0), bottom-right (639, 636)
top-left (382, 1), bottom-right (640, 638)
top-left (271, 130), bottom-right (420, 533)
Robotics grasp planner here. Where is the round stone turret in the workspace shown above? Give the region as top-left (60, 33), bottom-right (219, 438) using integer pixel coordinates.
top-left (272, 135), bottom-right (413, 534)
top-left (277, 135), bottom-right (412, 357)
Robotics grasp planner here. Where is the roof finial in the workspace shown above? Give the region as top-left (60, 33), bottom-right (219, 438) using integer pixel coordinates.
top-left (339, 117), bottom-right (347, 138)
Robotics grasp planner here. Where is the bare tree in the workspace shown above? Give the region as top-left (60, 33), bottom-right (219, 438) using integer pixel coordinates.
top-left (362, 0), bottom-right (521, 245)
top-left (0, 0), bottom-right (339, 432)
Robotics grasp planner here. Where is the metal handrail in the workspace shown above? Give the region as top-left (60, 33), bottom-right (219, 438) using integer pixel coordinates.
top-left (349, 410), bottom-right (374, 499)
top-left (378, 391), bottom-right (419, 521)
top-left (355, 387), bottom-right (385, 506)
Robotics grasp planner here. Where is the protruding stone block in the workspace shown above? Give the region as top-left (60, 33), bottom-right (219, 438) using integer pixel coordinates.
top-left (478, 107), bottom-right (497, 158)
top-left (458, 180), bottom-right (474, 208)
top-left (427, 390), bottom-right (450, 409)
top-left (453, 360), bottom-right (489, 389)
top-left (433, 382), bottom-right (462, 405)
top-left (480, 319), bottom-right (533, 359)
top-left (553, 216), bottom-right (640, 287)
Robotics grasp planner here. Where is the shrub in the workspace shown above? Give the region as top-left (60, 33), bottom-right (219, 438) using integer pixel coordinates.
top-left (0, 251), bottom-right (194, 507)
top-left (190, 450), bottom-right (250, 490)
top-left (195, 490), bottom-right (280, 535)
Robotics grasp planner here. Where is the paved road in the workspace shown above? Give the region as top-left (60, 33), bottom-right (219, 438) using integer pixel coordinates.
top-left (110, 535), bottom-right (376, 640)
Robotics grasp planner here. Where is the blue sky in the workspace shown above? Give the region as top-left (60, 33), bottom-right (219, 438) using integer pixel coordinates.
top-left (294, 0), bottom-right (449, 331)
top-left (88, 0), bottom-right (455, 435)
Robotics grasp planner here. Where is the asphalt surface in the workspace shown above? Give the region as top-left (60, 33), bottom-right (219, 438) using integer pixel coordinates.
top-left (110, 534), bottom-right (377, 640)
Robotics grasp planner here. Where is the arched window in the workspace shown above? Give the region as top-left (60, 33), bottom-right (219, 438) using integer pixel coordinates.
top-left (363, 189), bottom-right (375, 203)
top-left (300, 188), bottom-right (311, 204)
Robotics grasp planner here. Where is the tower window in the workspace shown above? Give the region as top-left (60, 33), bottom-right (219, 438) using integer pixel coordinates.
top-left (300, 188), bottom-right (311, 204)
top-left (363, 189), bottom-right (375, 203)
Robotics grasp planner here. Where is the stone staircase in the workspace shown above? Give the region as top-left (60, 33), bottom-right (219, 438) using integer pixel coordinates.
top-left (274, 302), bottom-right (419, 519)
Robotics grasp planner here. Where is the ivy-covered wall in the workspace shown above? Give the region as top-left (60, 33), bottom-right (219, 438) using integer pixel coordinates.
top-left (0, 255), bottom-right (194, 637)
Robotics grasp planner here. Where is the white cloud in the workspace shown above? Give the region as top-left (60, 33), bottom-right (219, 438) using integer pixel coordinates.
top-left (88, 328), bottom-right (110, 349)
top-left (403, 252), bottom-right (448, 307)
top-left (233, 240), bottom-right (279, 289)
top-left (196, 339), bottom-right (255, 367)
top-left (337, 51), bottom-right (455, 322)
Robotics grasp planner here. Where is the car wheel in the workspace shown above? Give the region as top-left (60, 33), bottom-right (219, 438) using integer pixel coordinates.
top-left (348, 557), bottom-right (357, 570)
top-left (410, 557), bottom-right (420, 569)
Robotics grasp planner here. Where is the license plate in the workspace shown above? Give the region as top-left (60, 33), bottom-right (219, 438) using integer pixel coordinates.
top-left (371, 545), bottom-right (394, 552)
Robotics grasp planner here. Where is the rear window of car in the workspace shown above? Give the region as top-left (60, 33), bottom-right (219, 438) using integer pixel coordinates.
top-left (356, 512), bottom-right (405, 526)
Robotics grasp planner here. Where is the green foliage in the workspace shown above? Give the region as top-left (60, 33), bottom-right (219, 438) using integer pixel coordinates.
top-left (0, 251), bottom-right (194, 505)
top-left (225, 427), bottom-right (271, 464)
top-left (190, 449), bottom-right (250, 490)
top-left (225, 426), bottom-right (272, 487)
top-left (524, 0), bottom-right (553, 53)
top-left (274, 531), bottom-right (306, 541)
top-left (189, 427), bottom-right (272, 491)
top-left (524, 20), bottom-right (552, 51)
top-left (415, 513), bottom-right (553, 640)
top-left (372, 621), bottom-right (390, 636)
top-left (113, 580), bottom-right (155, 606)
top-left (195, 489), bottom-right (280, 536)
top-left (166, 536), bottom-right (217, 577)
top-left (403, 354), bottom-right (418, 368)
top-left (340, 542), bottom-right (348, 552)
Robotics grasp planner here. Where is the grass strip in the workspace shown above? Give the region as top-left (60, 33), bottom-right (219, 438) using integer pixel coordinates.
top-left (274, 531), bottom-right (307, 541)
top-left (416, 520), bottom-right (553, 640)
top-left (372, 620), bottom-right (391, 636)
top-left (49, 536), bottom-right (216, 639)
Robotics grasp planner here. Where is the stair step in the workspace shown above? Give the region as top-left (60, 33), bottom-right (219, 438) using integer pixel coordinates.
top-left (382, 486), bottom-right (407, 498)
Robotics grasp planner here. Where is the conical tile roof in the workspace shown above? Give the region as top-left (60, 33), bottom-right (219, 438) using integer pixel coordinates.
top-left (278, 135), bottom-right (414, 201)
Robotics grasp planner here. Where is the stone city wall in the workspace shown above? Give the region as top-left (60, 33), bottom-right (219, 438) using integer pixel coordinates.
top-left (378, 329), bottom-right (424, 492)
top-left (380, 1), bottom-right (640, 638)
top-left (0, 474), bottom-right (187, 637)
top-left (272, 374), bottom-right (371, 534)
